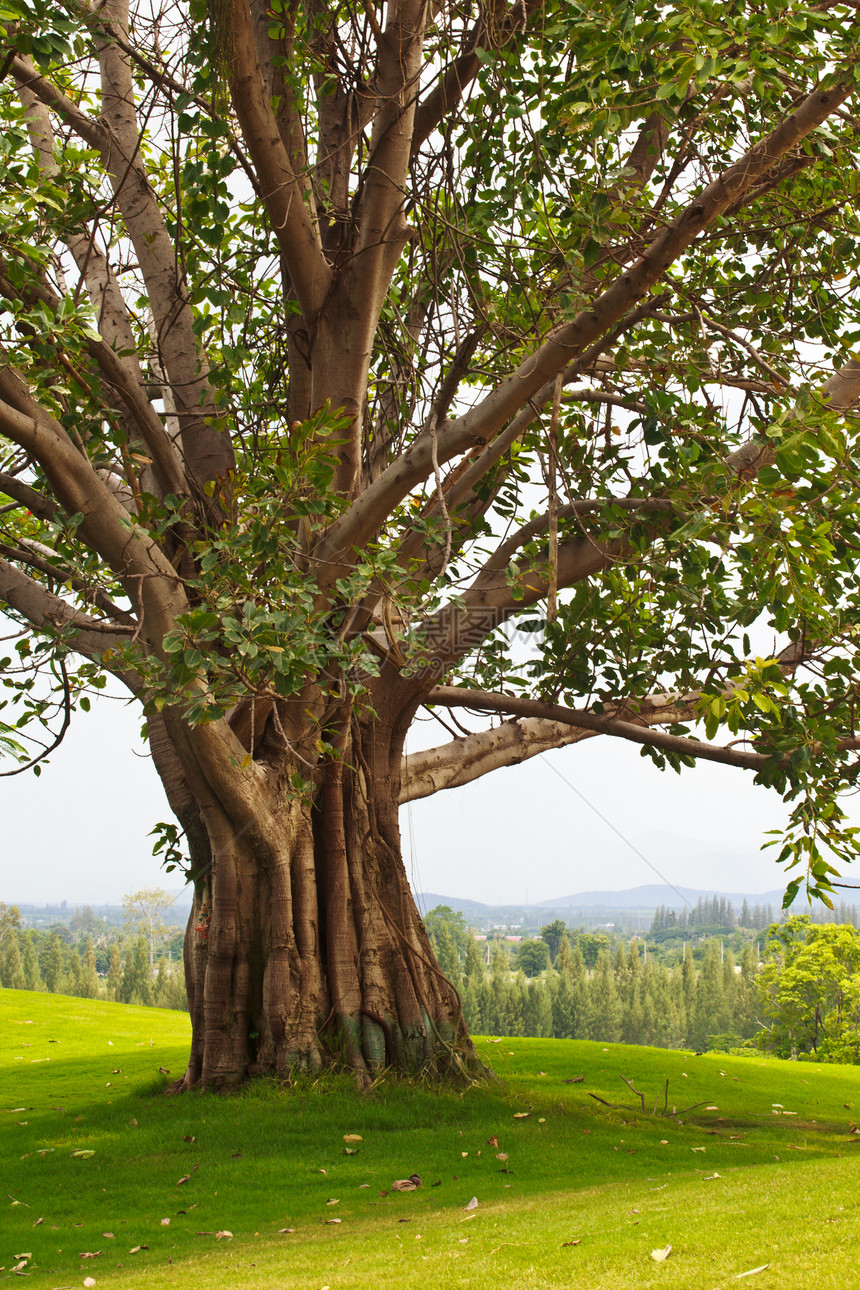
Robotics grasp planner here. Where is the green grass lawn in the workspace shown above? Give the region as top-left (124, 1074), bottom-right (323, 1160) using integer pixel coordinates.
top-left (4, 988), bottom-right (860, 1288)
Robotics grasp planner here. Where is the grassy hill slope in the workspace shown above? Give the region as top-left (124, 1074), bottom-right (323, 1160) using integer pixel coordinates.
top-left (3, 989), bottom-right (860, 1287)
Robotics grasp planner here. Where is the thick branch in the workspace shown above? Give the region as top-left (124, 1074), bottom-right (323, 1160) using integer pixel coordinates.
top-left (97, 0), bottom-right (233, 490)
top-left (401, 716), bottom-right (591, 801)
top-left (401, 634), bottom-right (832, 799)
top-left (405, 336), bottom-right (860, 684)
top-left (230, 0), bottom-right (333, 320)
top-left (352, 0), bottom-right (429, 352)
top-left (0, 267), bottom-right (188, 503)
top-left (729, 358), bottom-right (860, 479)
top-left (0, 539), bottom-right (137, 628)
top-left (6, 86), bottom-right (178, 497)
top-left (9, 55), bottom-right (108, 151)
top-left (0, 373), bottom-right (188, 649)
top-left (0, 471), bottom-right (58, 523)
top-left (324, 75), bottom-right (851, 565)
top-left (0, 557), bottom-right (134, 667)
top-left (13, 36), bottom-right (233, 493)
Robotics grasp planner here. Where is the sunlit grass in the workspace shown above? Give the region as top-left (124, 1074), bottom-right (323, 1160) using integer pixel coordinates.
top-left (3, 990), bottom-right (860, 1287)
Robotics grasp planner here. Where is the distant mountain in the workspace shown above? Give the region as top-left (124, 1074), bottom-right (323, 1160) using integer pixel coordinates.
top-left (416, 892), bottom-right (522, 919)
top-left (532, 884), bottom-right (789, 910)
top-left (416, 883), bottom-right (792, 926)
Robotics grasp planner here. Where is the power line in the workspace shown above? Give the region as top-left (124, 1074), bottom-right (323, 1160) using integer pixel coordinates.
top-left (543, 757), bottom-right (693, 910)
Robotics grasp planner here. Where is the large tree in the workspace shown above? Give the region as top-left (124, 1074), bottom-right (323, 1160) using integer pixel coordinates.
top-left (2, 0), bottom-right (860, 1089)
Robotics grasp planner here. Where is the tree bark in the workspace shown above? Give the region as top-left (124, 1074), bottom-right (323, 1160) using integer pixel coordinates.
top-left (160, 710), bottom-right (472, 1091)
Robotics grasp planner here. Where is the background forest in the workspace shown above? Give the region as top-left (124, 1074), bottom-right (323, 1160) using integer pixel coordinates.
top-left (5, 896), bottom-right (860, 1064)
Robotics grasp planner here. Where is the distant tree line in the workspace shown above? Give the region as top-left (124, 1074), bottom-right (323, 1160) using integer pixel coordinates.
top-left (0, 896), bottom-right (187, 1010)
top-left (650, 897), bottom-right (774, 934)
top-left (650, 896), bottom-right (859, 936)
top-left (425, 905), bottom-right (860, 1062)
top-left (425, 906), bottom-right (759, 1051)
top-left (6, 896), bottom-right (858, 1064)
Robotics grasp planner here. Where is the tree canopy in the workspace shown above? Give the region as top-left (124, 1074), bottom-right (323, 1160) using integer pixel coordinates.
top-left (2, 0), bottom-right (860, 1084)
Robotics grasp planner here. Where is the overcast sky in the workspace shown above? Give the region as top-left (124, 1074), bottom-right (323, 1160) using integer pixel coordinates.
top-left (1, 688), bottom-right (824, 907)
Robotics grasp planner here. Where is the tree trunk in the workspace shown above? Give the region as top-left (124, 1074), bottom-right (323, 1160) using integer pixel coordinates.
top-left (157, 710), bottom-right (473, 1091)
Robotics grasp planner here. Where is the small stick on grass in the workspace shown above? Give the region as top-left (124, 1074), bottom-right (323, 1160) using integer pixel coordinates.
top-left (621, 1076), bottom-right (646, 1112)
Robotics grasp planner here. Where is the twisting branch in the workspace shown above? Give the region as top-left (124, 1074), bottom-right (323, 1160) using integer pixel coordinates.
top-left (411, 0), bottom-right (544, 154)
top-left (425, 686), bottom-right (773, 770)
top-left (0, 657), bottom-right (72, 779)
top-left (424, 685), bottom-right (860, 774)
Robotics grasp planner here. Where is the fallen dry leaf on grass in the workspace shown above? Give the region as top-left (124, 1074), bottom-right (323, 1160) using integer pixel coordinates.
top-left (343, 1134), bottom-right (362, 1143)
top-left (735, 1267), bottom-right (770, 1279)
top-left (487, 1136), bottom-right (498, 1148)
top-left (512, 1112), bottom-right (530, 1119)
top-left (79, 1251), bottom-right (102, 1259)
top-left (277, 1228), bottom-right (295, 1234)
top-left (462, 1197), bottom-right (478, 1211)
top-left (215, 1231), bottom-right (233, 1240)
top-left (562, 1239), bottom-right (582, 1247)
top-left (651, 1245), bottom-right (672, 1262)
top-left (83, 1279), bottom-right (96, 1288)
top-left (160, 1217), bottom-right (171, 1226)
top-left (391, 1175), bottom-right (421, 1191)
top-left (325, 1218), bottom-right (342, 1225)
